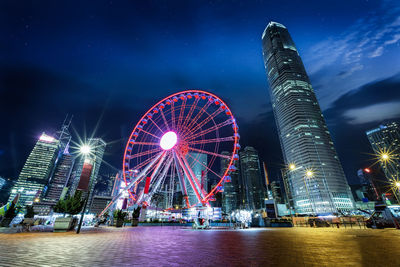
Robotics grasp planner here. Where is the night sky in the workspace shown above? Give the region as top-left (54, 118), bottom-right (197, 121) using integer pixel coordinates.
top-left (1, 0), bottom-right (400, 184)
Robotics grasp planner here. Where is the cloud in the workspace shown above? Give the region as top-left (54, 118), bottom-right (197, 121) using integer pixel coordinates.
top-left (368, 46), bottom-right (384, 58)
top-left (343, 101), bottom-right (400, 124)
top-left (324, 72), bottom-right (400, 125)
top-left (384, 33), bottom-right (400, 45)
top-left (306, 3), bottom-right (400, 75)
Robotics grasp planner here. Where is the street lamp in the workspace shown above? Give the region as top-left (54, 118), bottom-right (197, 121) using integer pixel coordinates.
top-left (306, 170), bottom-right (314, 178)
top-left (80, 144), bottom-right (91, 155)
top-left (289, 163), bottom-right (296, 171)
top-left (381, 153), bottom-right (390, 162)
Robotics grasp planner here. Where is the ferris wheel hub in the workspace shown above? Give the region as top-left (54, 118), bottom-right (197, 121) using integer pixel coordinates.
top-left (160, 131), bottom-right (178, 150)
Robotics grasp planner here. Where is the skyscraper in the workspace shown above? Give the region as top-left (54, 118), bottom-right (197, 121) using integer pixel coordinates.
top-left (8, 133), bottom-right (60, 206)
top-left (44, 149), bottom-right (75, 202)
top-left (239, 146), bottom-right (265, 210)
top-left (366, 122), bottom-right (400, 181)
top-left (221, 151), bottom-right (240, 214)
top-left (262, 21), bottom-right (354, 214)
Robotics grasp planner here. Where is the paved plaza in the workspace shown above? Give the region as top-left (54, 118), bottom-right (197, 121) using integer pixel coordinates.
top-left (1, 226), bottom-right (400, 266)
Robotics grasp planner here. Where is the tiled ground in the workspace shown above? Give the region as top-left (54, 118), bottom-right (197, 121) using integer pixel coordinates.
top-left (1, 226), bottom-right (400, 266)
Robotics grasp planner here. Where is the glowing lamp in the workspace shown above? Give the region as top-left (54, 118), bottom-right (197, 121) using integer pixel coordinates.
top-left (80, 145), bottom-right (91, 155)
top-left (306, 170), bottom-right (314, 177)
top-left (364, 168), bottom-right (371, 173)
top-left (381, 153), bottom-right (389, 161)
top-left (395, 182), bottom-right (400, 188)
top-left (160, 131), bottom-right (177, 150)
top-left (289, 164), bottom-right (296, 170)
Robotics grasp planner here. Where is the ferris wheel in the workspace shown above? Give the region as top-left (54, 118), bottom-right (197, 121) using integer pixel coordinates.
top-left (106, 90), bottom-right (240, 212)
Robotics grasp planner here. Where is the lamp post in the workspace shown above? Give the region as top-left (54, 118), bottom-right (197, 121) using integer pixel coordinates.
top-left (76, 144), bottom-right (93, 234)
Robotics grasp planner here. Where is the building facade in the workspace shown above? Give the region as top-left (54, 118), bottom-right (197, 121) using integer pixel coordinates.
top-left (44, 149), bottom-right (75, 203)
top-left (262, 21), bottom-right (354, 214)
top-left (8, 133), bottom-right (60, 206)
top-left (221, 151), bottom-right (240, 214)
top-left (366, 122), bottom-right (400, 181)
top-left (239, 147), bottom-right (265, 210)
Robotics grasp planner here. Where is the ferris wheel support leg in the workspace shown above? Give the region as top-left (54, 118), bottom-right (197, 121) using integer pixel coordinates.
top-left (173, 152), bottom-right (190, 208)
top-left (174, 150), bottom-right (205, 207)
top-left (99, 151), bottom-right (165, 217)
top-left (180, 152), bottom-right (208, 203)
top-left (142, 156), bottom-right (173, 205)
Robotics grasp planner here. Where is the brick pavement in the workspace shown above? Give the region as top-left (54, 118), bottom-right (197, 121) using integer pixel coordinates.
top-left (1, 226), bottom-right (400, 266)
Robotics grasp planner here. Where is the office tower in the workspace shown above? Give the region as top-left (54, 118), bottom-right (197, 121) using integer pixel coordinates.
top-left (357, 168), bottom-right (379, 200)
top-left (366, 122), bottom-right (400, 181)
top-left (8, 133), bottom-right (60, 206)
top-left (262, 21), bottom-right (354, 214)
top-left (270, 180), bottom-right (283, 204)
top-left (239, 147), bottom-right (265, 210)
top-left (185, 152), bottom-right (207, 206)
top-left (221, 151), bottom-right (240, 213)
top-left (44, 148), bottom-right (75, 202)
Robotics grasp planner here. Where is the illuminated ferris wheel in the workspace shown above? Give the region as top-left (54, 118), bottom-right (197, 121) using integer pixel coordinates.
top-left (111, 90), bottom-right (240, 211)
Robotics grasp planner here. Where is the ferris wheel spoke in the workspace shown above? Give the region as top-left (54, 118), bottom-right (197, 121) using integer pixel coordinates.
top-left (130, 142), bottom-right (160, 146)
top-left (183, 108), bottom-right (224, 139)
top-left (180, 97), bottom-right (200, 131)
top-left (138, 128), bottom-right (161, 140)
top-left (148, 117), bottom-right (164, 134)
top-left (187, 146), bottom-right (231, 159)
top-left (184, 100), bottom-right (212, 134)
top-left (186, 119), bottom-right (233, 141)
top-left (159, 108), bottom-right (170, 131)
top-left (188, 136), bottom-right (235, 145)
top-left (145, 156), bottom-right (173, 204)
top-left (186, 152), bottom-right (224, 181)
top-left (171, 101), bottom-right (176, 129)
top-left (129, 147), bottom-right (162, 159)
top-left (177, 98), bottom-right (187, 130)
top-left (132, 154), bottom-right (161, 171)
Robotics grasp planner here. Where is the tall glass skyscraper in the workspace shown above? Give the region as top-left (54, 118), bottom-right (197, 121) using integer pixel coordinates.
top-left (8, 133), bottom-right (60, 206)
top-left (366, 122), bottom-right (400, 181)
top-left (239, 146), bottom-right (265, 210)
top-left (221, 151), bottom-right (240, 213)
top-left (262, 21), bottom-right (354, 214)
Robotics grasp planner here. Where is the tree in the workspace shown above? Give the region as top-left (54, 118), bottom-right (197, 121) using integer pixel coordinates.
top-left (54, 191), bottom-right (84, 215)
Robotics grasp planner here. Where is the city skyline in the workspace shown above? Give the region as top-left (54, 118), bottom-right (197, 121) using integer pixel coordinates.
top-left (1, 0), bottom-right (400, 186)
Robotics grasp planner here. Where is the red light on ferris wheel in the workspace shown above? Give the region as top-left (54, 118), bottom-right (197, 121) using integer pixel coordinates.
top-left (364, 168), bottom-right (371, 173)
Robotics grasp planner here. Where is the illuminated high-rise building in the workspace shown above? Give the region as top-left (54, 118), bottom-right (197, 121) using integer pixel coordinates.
top-left (221, 151), bottom-right (240, 213)
top-left (44, 148), bottom-right (75, 202)
top-left (8, 133), bottom-right (60, 206)
top-left (262, 21), bottom-right (354, 214)
top-left (366, 122), bottom-right (400, 181)
top-left (239, 147), bottom-right (265, 210)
